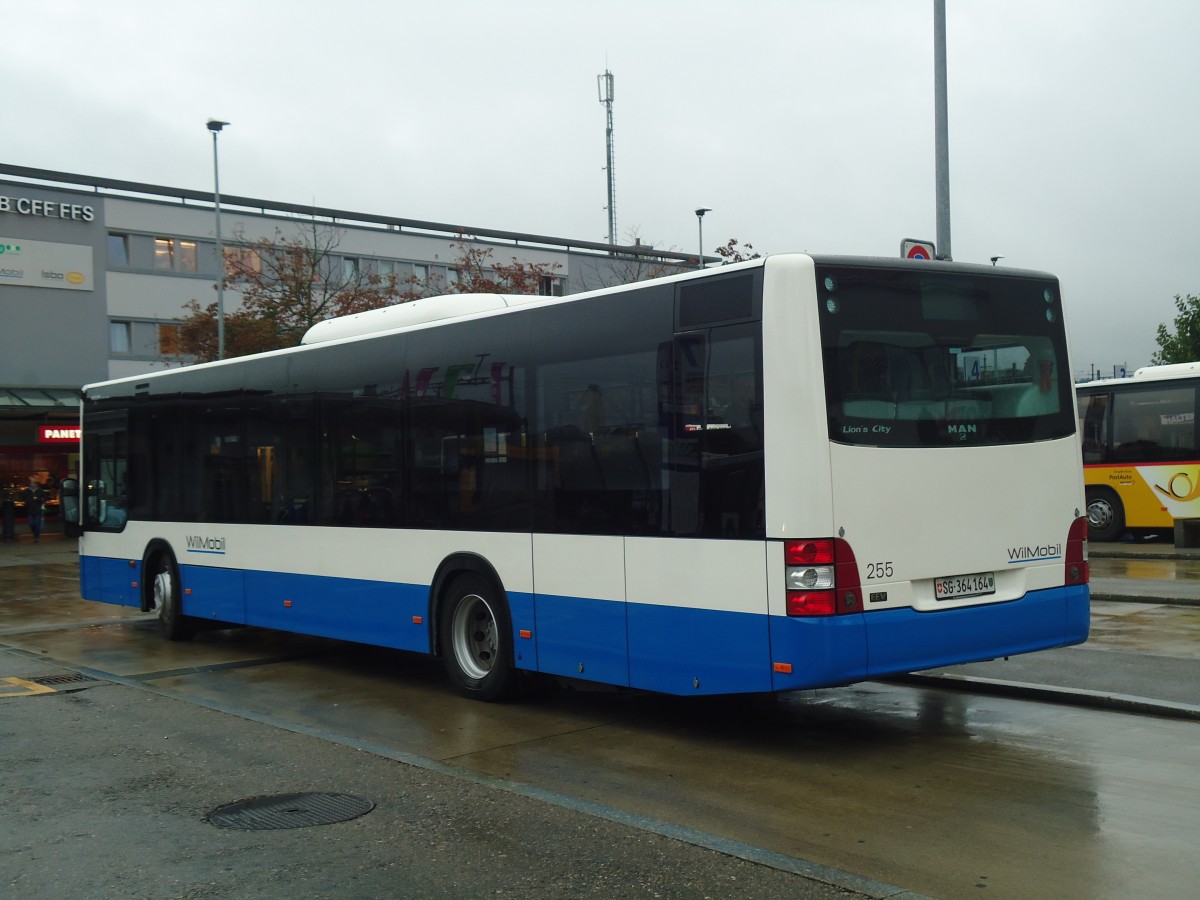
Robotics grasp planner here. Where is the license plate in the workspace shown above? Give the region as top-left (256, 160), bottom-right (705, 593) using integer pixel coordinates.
top-left (934, 571), bottom-right (996, 600)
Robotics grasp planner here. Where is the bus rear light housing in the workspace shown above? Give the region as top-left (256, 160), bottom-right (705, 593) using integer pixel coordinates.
top-left (784, 539), bottom-right (834, 566)
top-left (784, 538), bottom-right (861, 616)
top-left (1065, 516), bottom-right (1090, 586)
top-left (786, 589), bottom-right (838, 616)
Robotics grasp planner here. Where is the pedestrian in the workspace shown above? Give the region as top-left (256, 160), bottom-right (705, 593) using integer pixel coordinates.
top-left (22, 476), bottom-right (46, 543)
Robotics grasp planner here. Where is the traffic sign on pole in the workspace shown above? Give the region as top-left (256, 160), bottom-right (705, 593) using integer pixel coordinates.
top-left (901, 238), bottom-right (936, 260)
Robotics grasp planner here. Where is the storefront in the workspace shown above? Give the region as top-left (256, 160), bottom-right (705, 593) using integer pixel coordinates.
top-left (0, 387), bottom-right (80, 535)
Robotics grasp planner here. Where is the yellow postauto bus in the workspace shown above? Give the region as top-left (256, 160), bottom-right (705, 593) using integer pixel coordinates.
top-left (1077, 362), bottom-right (1200, 540)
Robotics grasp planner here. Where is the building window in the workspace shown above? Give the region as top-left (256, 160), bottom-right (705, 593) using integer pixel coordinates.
top-left (177, 240), bottom-right (198, 273)
top-left (153, 238), bottom-right (175, 270)
top-left (342, 257), bottom-right (360, 280)
top-left (378, 259), bottom-right (395, 277)
top-left (106, 233), bottom-right (129, 267)
top-left (110, 321), bottom-right (131, 354)
top-left (540, 275), bottom-right (563, 297)
top-left (150, 238), bottom-right (198, 273)
top-left (414, 264), bottom-right (428, 284)
top-left (224, 246), bottom-right (262, 280)
top-left (158, 323), bottom-right (181, 356)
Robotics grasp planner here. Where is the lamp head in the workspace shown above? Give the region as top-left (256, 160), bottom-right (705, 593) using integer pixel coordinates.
top-left (207, 119), bottom-right (230, 133)
top-left (695, 207), bottom-right (711, 218)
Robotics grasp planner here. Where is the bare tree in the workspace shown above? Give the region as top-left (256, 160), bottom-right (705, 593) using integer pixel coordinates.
top-left (573, 229), bottom-right (691, 291)
top-left (442, 239), bottom-right (562, 296)
top-left (713, 237), bottom-right (762, 264)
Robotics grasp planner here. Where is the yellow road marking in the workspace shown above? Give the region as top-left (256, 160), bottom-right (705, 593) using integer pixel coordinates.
top-left (0, 677), bottom-right (57, 698)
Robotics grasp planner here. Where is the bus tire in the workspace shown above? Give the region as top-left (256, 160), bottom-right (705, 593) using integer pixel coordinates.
top-left (438, 573), bottom-right (516, 702)
top-left (1086, 488), bottom-right (1125, 542)
top-left (152, 551), bottom-right (195, 642)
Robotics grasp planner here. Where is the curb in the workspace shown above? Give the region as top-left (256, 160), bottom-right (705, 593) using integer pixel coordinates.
top-left (1090, 546), bottom-right (1200, 561)
top-left (1091, 591), bottom-right (1200, 606)
top-left (894, 672), bottom-right (1200, 721)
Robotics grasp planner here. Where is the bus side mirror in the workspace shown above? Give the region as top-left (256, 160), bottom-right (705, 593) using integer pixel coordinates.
top-left (60, 477), bottom-right (82, 537)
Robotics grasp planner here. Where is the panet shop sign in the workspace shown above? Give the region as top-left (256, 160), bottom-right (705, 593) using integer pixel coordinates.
top-left (0, 195), bottom-right (95, 222)
top-left (39, 426), bottom-right (81, 443)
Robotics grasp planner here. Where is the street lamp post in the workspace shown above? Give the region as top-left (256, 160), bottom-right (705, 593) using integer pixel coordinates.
top-left (695, 208), bottom-right (711, 269)
top-left (207, 119), bottom-right (230, 359)
top-left (933, 0), bottom-right (952, 260)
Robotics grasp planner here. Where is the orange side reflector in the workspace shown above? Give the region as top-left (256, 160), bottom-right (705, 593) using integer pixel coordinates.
top-left (184, 588), bottom-right (192, 595)
top-left (131, 582), bottom-right (138, 589)
top-left (773, 662), bottom-right (793, 674)
top-left (519, 629), bottom-right (532, 639)
top-left (128, 560), bottom-right (137, 568)
top-left (412, 616), bottom-right (423, 625)
top-left (283, 600), bottom-right (292, 608)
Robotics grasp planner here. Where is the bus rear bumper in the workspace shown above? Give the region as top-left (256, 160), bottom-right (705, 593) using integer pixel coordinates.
top-left (770, 584), bottom-right (1090, 691)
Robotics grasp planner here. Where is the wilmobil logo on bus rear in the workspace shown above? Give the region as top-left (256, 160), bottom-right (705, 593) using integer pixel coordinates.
top-left (1007, 542), bottom-right (1063, 563)
top-left (186, 535), bottom-right (227, 555)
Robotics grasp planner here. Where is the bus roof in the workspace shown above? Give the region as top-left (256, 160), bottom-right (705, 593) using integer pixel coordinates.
top-left (1077, 361), bottom-right (1200, 389)
top-left (83, 253), bottom-right (1059, 395)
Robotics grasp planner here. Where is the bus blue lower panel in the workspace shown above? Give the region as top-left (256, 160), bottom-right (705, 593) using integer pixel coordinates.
top-left (627, 602), bottom-right (773, 695)
top-left (766, 613), bottom-right (869, 691)
top-left (181, 564), bottom-right (247, 625)
top-left (241, 569), bottom-right (431, 653)
top-left (508, 591), bottom-right (537, 670)
top-left (863, 584), bottom-right (1090, 678)
top-left (535, 593), bottom-right (630, 686)
top-left (80, 555), bottom-right (141, 608)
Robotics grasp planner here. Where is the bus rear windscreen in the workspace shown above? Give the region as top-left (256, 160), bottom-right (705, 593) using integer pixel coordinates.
top-left (818, 266), bottom-right (1076, 447)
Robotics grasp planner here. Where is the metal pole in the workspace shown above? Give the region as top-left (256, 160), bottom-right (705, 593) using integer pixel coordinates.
top-left (695, 208), bottom-right (710, 269)
top-left (933, 0), bottom-right (952, 260)
top-left (207, 119), bottom-right (229, 359)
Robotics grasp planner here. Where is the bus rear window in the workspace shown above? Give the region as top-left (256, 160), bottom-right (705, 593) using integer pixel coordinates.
top-left (817, 265), bottom-right (1076, 447)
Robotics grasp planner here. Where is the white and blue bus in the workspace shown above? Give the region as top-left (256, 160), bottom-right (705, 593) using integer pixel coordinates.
top-left (70, 254), bottom-right (1090, 700)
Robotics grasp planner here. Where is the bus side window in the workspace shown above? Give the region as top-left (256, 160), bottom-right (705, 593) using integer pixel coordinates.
top-left (1078, 393), bottom-right (1110, 463)
top-left (82, 415), bottom-right (130, 529)
top-left (87, 479), bottom-right (105, 525)
top-left (668, 325), bottom-right (764, 538)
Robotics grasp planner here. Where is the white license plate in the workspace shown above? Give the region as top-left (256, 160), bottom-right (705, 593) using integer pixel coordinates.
top-left (934, 571), bottom-right (996, 600)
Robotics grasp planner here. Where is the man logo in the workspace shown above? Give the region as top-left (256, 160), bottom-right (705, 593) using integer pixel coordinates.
top-left (948, 423), bottom-right (978, 440)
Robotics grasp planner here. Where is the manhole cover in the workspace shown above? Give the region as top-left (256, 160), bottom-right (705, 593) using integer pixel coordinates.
top-left (206, 792), bottom-right (374, 830)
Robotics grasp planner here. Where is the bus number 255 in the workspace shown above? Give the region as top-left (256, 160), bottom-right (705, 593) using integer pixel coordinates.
top-left (866, 561), bottom-right (894, 580)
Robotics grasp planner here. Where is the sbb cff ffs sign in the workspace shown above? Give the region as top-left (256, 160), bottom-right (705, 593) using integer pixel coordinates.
top-left (39, 426), bottom-right (81, 443)
top-left (901, 239), bottom-right (936, 260)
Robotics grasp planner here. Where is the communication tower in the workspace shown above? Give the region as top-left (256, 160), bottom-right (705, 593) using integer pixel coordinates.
top-left (597, 69), bottom-right (616, 247)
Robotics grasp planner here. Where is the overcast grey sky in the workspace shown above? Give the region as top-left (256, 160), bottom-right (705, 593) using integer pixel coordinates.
top-left (5, 0), bottom-right (1198, 376)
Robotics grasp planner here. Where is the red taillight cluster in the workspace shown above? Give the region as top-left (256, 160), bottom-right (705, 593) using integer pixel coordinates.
top-left (784, 538), bottom-right (861, 616)
top-left (1065, 516), bottom-right (1090, 586)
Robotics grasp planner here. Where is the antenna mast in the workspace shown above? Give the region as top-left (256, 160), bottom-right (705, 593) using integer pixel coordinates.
top-left (597, 69), bottom-right (616, 247)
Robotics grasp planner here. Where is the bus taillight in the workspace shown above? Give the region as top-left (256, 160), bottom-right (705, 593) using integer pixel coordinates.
top-left (785, 538), bottom-right (862, 616)
top-left (1065, 516), bottom-right (1090, 586)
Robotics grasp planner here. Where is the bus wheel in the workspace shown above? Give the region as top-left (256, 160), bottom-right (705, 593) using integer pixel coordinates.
top-left (153, 553), bottom-right (195, 642)
top-left (439, 574), bottom-right (516, 702)
top-left (1086, 488), bottom-right (1125, 543)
